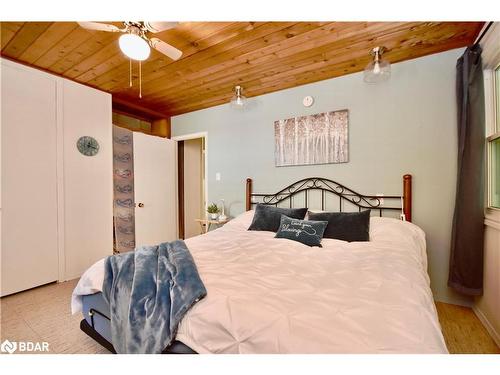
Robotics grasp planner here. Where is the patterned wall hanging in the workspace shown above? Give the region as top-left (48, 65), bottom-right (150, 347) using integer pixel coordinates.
top-left (113, 125), bottom-right (136, 253)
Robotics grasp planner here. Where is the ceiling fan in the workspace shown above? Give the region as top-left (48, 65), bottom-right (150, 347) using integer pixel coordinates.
top-left (77, 21), bottom-right (182, 61)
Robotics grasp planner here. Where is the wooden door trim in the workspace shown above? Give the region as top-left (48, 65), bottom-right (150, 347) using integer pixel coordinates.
top-left (172, 132), bottom-right (208, 210)
top-left (177, 140), bottom-right (185, 239)
top-left (173, 132), bottom-right (208, 240)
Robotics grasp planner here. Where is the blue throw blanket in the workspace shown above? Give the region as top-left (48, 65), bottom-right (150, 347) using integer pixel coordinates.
top-left (102, 240), bottom-right (207, 354)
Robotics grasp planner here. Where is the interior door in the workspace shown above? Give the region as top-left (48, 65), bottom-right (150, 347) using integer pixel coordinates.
top-left (183, 138), bottom-right (205, 238)
top-left (133, 132), bottom-right (177, 247)
top-left (1, 62), bottom-right (59, 296)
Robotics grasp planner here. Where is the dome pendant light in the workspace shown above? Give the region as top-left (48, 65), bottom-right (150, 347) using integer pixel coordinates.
top-left (119, 33), bottom-right (150, 61)
top-left (230, 85), bottom-right (247, 109)
top-left (363, 46), bottom-right (391, 83)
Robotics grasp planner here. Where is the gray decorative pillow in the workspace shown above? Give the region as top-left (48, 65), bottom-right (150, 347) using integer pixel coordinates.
top-left (248, 204), bottom-right (308, 232)
top-left (275, 215), bottom-right (328, 247)
top-left (308, 210), bottom-right (371, 242)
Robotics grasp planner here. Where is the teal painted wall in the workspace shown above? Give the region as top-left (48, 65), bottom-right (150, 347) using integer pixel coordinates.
top-left (172, 48), bottom-right (470, 305)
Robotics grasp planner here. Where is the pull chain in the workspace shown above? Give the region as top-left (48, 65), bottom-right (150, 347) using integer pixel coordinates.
top-left (128, 59), bottom-right (142, 99)
top-left (129, 58), bottom-right (132, 87)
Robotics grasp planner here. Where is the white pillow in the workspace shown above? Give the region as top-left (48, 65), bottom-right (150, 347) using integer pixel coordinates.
top-left (223, 210), bottom-right (255, 231)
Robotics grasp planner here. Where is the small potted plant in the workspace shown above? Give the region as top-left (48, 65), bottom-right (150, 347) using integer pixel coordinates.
top-left (207, 203), bottom-right (219, 220)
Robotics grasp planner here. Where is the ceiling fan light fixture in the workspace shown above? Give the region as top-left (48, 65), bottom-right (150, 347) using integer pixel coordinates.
top-left (230, 85), bottom-right (247, 109)
top-left (363, 46), bottom-right (391, 84)
top-left (119, 33), bottom-right (151, 61)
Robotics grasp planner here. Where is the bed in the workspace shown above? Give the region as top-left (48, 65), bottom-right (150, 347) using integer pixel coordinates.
top-left (73, 174), bottom-right (448, 354)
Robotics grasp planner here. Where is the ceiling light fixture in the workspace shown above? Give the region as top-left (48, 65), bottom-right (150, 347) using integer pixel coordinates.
top-left (117, 25), bottom-right (151, 98)
top-left (118, 29), bottom-right (150, 61)
top-left (78, 21), bottom-right (183, 99)
top-left (230, 85), bottom-right (247, 109)
top-left (363, 46), bottom-right (391, 83)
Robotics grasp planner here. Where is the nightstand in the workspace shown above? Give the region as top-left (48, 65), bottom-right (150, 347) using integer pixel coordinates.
top-left (195, 218), bottom-right (230, 234)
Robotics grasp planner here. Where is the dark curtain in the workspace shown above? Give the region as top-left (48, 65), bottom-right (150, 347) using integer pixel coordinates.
top-left (448, 44), bottom-right (485, 296)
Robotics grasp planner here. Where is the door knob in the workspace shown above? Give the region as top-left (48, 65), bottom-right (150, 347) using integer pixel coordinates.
top-left (138, 203), bottom-right (144, 208)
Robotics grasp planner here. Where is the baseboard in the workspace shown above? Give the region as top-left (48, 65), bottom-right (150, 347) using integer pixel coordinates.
top-left (434, 292), bottom-right (473, 307)
top-left (472, 305), bottom-right (500, 348)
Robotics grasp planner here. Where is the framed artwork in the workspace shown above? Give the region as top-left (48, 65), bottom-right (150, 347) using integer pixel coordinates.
top-left (274, 109), bottom-right (349, 167)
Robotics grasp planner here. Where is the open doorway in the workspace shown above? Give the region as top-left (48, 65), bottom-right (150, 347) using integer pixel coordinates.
top-left (174, 133), bottom-right (207, 239)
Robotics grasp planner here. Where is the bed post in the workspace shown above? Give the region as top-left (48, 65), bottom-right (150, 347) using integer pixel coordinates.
top-left (403, 174), bottom-right (412, 222)
top-left (246, 178), bottom-right (253, 211)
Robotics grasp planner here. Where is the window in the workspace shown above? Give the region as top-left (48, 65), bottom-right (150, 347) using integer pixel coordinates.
top-left (487, 65), bottom-right (500, 209)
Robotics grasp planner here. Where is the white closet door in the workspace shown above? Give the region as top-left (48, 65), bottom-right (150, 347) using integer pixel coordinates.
top-left (1, 63), bottom-right (59, 296)
top-left (133, 133), bottom-right (177, 247)
top-left (62, 80), bottom-right (113, 280)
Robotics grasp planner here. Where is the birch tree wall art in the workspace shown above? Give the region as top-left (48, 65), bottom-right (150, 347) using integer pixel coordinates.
top-left (274, 109), bottom-right (349, 167)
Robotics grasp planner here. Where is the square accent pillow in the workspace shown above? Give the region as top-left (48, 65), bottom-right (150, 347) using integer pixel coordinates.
top-left (307, 210), bottom-right (371, 242)
top-left (248, 204), bottom-right (308, 232)
top-left (275, 215), bottom-right (328, 247)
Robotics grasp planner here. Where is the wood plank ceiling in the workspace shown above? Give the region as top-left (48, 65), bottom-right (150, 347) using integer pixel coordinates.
top-left (1, 22), bottom-right (483, 117)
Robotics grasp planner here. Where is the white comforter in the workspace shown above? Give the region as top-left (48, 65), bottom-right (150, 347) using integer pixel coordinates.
top-left (72, 211), bottom-right (448, 354)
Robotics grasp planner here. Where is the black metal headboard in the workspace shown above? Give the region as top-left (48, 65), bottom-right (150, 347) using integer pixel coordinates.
top-left (245, 175), bottom-right (412, 222)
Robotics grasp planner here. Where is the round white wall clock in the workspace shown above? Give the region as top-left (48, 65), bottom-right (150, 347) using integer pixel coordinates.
top-left (303, 95), bottom-right (314, 107)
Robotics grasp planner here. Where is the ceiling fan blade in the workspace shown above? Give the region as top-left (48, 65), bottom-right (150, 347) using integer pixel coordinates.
top-left (143, 22), bottom-right (178, 33)
top-left (77, 22), bottom-right (122, 33)
top-left (150, 38), bottom-right (183, 60)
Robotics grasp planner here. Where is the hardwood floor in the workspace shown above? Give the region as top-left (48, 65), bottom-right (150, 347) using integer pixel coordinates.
top-left (1, 280), bottom-right (498, 354)
top-left (435, 302), bottom-right (499, 354)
